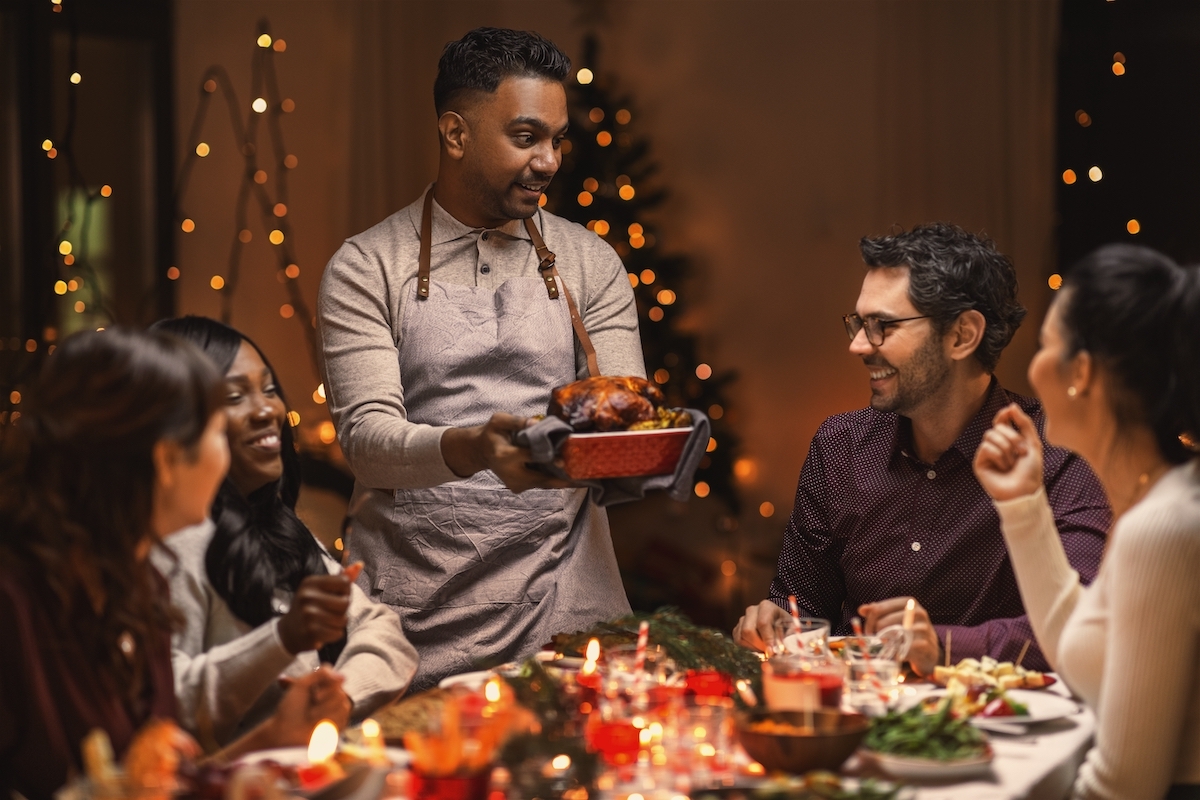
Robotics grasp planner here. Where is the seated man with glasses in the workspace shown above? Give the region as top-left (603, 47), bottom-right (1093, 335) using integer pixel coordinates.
top-left (734, 223), bottom-right (1109, 675)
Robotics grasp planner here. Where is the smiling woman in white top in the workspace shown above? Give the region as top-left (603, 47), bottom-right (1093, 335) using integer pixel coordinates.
top-left (973, 244), bottom-right (1200, 800)
top-left (151, 316), bottom-right (418, 748)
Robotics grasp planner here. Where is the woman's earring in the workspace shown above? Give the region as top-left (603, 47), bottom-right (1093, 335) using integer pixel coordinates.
top-left (1067, 386), bottom-right (1078, 398)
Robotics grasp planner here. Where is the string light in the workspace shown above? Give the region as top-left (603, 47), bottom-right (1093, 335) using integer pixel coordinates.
top-left (648, 307), bottom-right (664, 322)
top-left (630, 235), bottom-right (645, 249)
top-left (67, 279), bottom-right (79, 291)
top-left (577, 191), bottom-right (593, 207)
top-left (285, 263), bottom-right (300, 279)
top-left (1062, 169), bottom-right (1077, 185)
top-left (100, 184), bottom-right (112, 197)
top-left (284, 154), bottom-right (298, 169)
top-left (273, 39), bottom-right (287, 52)
top-left (640, 269), bottom-right (655, 284)
top-left (576, 68), bottom-right (594, 85)
top-left (46, 147), bottom-right (57, 159)
top-left (707, 438), bottom-right (717, 452)
top-left (287, 410), bottom-right (301, 427)
top-left (695, 363), bottom-right (712, 380)
top-left (615, 109), bottom-right (631, 125)
top-left (166, 266), bottom-right (180, 280)
top-left (628, 223), bottom-right (644, 236)
top-left (313, 383), bottom-right (326, 403)
top-left (538, 193), bottom-right (547, 207)
top-left (596, 131), bottom-right (612, 147)
top-left (238, 229), bottom-right (252, 243)
top-left (1048, 274), bottom-right (1063, 290)
top-left (196, 142), bottom-right (210, 157)
top-left (1126, 219), bottom-right (1140, 234)
top-left (42, 139), bottom-right (53, 151)
top-left (210, 275), bottom-right (225, 290)
top-left (69, 72), bottom-right (81, 84)
top-left (181, 218), bottom-right (196, 232)
top-left (257, 34), bottom-right (272, 48)
top-left (1088, 166), bottom-right (1103, 182)
top-left (204, 79), bottom-right (217, 93)
top-left (318, 421), bottom-right (336, 444)
top-left (8, 391), bottom-right (19, 405)
top-left (694, 482), bottom-right (710, 498)
top-left (593, 220), bottom-right (610, 236)
top-left (709, 404), bottom-right (724, 419)
top-left (281, 99), bottom-right (295, 113)
top-left (656, 289), bottom-right (676, 305)
top-left (58, 241), bottom-right (72, 255)
top-left (653, 368), bottom-right (669, 384)
top-left (53, 281), bottom-right (67, 295)
top-left (619, 185), bottom-right (635, 200)
top-left (254, 169), bottom-right (268, 184)
top-left (583, 177), bottom-right (599, 192)
top-left (73, 301), bottom-right (85, 313)
top-left (252, 97), bottom-right (268, 113)
top-left (759, 502), bottom-right (775, 518)
top-left (1075, 110), bottom-right (1091, 127)
top-left (588, 108), bottom-right (605, 123)
top-left (628, 273), bottom-right (639, 288)
top-left (269, 229), bottom-right (285, 245)
top-left (273, 202), bottom-right (287, 217)
top-left (279, 303), bottom-right (294, 318)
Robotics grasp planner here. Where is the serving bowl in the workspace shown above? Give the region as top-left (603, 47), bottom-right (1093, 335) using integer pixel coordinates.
top-left (735, 709), bottom-right (870, 774)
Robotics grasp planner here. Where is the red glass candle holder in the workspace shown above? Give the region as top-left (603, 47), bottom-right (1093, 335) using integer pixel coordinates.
top-left (410, 771), bottom-right (490, 800)
top-left (686, 669), bottom-right (733, 698)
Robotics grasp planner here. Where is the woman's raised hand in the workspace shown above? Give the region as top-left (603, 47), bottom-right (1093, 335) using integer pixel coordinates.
top-left (276, 566), bottom-right (359, 654)
top-left (973, 403), bottom-right (1045, 501)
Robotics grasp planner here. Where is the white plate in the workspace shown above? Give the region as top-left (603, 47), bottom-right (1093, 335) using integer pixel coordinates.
top-left (970, 689), bottom-right (1079, 731)
top-left (861, 747), bottom-right (994, 780)
top-left (237, 745), bottom-right (409, 768)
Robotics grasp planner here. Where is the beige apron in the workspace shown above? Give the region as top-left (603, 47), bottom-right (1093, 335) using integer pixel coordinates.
top-left (349, 190), bottom-right (630, 691)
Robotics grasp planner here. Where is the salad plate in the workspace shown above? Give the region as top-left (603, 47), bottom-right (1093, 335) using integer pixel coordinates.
top-left (859, 746), bottom-right (994, 781)
top-left (968, 689), bottom-right (1079, 731)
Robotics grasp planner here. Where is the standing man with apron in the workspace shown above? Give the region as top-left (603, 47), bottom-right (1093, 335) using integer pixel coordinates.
top-left (317, 27), bottom-right (644, 691)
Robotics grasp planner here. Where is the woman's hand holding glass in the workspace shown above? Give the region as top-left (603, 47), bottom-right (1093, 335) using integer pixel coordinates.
top-left (277, 562), bottom-right (362, 655)
top-left (973, 403), bottom-right (1045, 502)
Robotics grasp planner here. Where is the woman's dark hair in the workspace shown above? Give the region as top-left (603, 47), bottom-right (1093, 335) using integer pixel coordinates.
top-left (151, 316), bottom-right (340, 658)
top-left (0, 328), bottom-right (223, 705)
top-left (1059, 244), bottom-right (1200, 465)
top-left (860, 223), bottom-right (1027, 372)
top-left (434, 27), bottom-right (570, 115)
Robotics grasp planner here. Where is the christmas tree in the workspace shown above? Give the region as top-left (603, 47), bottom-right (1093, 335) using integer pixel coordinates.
top-left (542, 35), bottom-right (742, 514)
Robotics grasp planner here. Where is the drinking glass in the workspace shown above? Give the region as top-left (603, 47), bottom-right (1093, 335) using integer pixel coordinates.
top-left (762, 652), bottom-right (845, 711)
top-left (771, 617), bottom-right (831, 657)
top-left (845, 658), bottom-right (901, 716)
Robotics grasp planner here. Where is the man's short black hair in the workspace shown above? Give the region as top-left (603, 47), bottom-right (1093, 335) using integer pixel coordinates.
top-left (859, 223), bottom-right (1026, 372)
top-left (434, 27), bottom-right (571, 116)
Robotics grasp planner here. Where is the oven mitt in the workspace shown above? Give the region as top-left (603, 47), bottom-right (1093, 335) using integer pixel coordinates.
top-left (513, 410), bottom-right (711, 506)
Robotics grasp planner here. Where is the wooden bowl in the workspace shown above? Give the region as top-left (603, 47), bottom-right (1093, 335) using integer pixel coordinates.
top-left (736, 709), bottom-right (870, 774)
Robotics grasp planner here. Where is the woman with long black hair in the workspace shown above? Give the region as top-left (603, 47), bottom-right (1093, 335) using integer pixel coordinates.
top-left (152, 316), bottom-right (417, 747)
top-left (0, 328), bottom-right (347, 798)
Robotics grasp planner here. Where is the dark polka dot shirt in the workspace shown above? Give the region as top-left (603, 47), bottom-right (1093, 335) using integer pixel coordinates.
top-left (768, 379), bottom-right (1111, 671)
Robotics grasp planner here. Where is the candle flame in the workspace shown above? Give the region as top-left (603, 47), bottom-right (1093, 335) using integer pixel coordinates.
top-left (361, 718), bottom-right (380, 739)
top-left (484, 677), bottom-right (502, 703)
top-left (585, 638), bottom-right (600, 662)
top-left (307, 720), bottom-right (339, 764)
top-left (551, 754), bottom-right (572, 770)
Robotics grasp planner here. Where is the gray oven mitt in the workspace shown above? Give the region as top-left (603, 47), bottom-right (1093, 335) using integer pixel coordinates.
top-left (512, 410), bottom-right (711, 507)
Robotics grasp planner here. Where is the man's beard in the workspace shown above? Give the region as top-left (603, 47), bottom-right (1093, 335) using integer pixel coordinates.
top-left (464, 168), bottom-right (546, 222)
top-left (869, 333), bottom-right (951, 416)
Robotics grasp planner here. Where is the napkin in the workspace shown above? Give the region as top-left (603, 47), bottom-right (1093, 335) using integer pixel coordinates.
top-left (513, 410), bottom-right (711, 507)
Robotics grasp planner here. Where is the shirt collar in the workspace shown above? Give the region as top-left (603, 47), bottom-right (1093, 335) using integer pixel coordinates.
top-left (890, 376), bottom-right (1009, 466)
top-left (412, 184), bottom-right (537, 246)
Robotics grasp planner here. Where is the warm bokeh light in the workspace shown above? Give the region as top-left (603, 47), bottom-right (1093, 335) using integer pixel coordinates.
top-left (273, 203), bottom-right (287, 217)
top-left (62, 254), bottom-right (74, 266)
top-left (252, 97), bottom-right (268, 113)
top-left (285, 263), bottom-right (301, 279)
top-left (210, 275), bottom-right (225, 290)
top-left (100, 184), bottom-right (112, 197)
top-left (70, 72), bottom-right (81, 84)
top-left (254, 169), bottom-right (268, 184)
top-left (58, 241), bottom-right (72, 255)
top-left (630, 236), bottom-right (645, 249)
top-left (318, 421), bottom-right (336, 444)
top-left (1075, 110), bottom-right (1091, 127)
top-left (166, 267), bottom-right (180, 280)
top-left (1088, 166), bottom-right (1102, 182)
top-left (588, 107), bottom-right (605, 123)
top-left (485, 678), bottom-right (502, 704)
top-left (576, 68), bottom-right (594, 85)
top-left (561, 139), bottom-right (573, 155)
top-left (628, 273), bottom-right (639, 288)
top-left (203, 79), bottom-right (217, 93)
top-left (53, 281), bottom-right (66, 295)
top-left (181, 218), bottom-right (195, 233)
top-left (721, 560), bottom-right (737, 577)
top-left (577, 191), bottom-right (593, 207)
top-left (734, 457), bottom-right (759, 483)
top-left (67, 279), bottom-right (79, 292)
top-left (9, 391), bottom-right (20, 405)
top-left (648, 307), bottom-right (664, 322)
top-left (284, 154), bottom-right (298, 169)
top-left (257, 34), bottom-right (272, 48)
top-left (1112, 62), bottom-right (1125, 76)
top-left (657, 289), bottom-right (676, 305)
top-left (583, 177), bottom-right (599, 192)
top-left (281, 98), bottom-right (295, 113)
top-left (593, 220), bottom-right (610, 236)
top-left (279, 303), bottom-right (295, 318)
top-left (596, 131), bottom-right (613, 147)
top-left (313, 384), bottom-right (326, 404)
top-left (615, 109), bottom-right (631, 125)
top-left (269, 229), bottom-right (285, 245)
top-left (706, 437), bottom-right (717, 453)
top-left (628, 223), bottom-right (644, 237)
top-left (1062, 169), bottom-right (1077, 185)
top-left (653, 368), bottom-right (669, 384)
top-left (760, 501), bottom-right (775, 518)
top-left (696, 363), bottom-right (712, 380)
top-left (307, 720), bottom-right (339, 764)
top-left (238, 229), bottom-right (252, 243)
top-left (196, 142), bottom-right (210, 157)
top-left (615, 174), bottom-right (631, 187)
top-left (73, 301), bottom-right (85, 313)
top-left (709, 404), bottom-right (724, 419)
top-left (1127, 219), bottom-right (1140, 234)
top-left (694, 481), bottom-right (711, 498)
top-left (640, 269), bottom-right (655, 284)
top-left (273, 39), bottom-right (286, 52)
top-left (1048, 274), bottom-right (1063, 290)
top-left (538, 193), bottom-right (547, 207)
top-left (619, 185), bottom-right (636, 200)
top-left (41, 139), bottom-right (52, 151)
top-left (46, 148), bottom-right (57, 159)
top-left (551, 755), bottom-right (571, 771)
top-left (287, 410), bottom-right (301, 427)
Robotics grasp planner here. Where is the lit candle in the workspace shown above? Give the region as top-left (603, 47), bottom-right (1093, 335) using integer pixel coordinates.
top-left (361, 718), bottom-right (387, 767)
top-left (578, 638), bottom-right (601, 690)
top-left (297, 720), bottom-right (344, 789)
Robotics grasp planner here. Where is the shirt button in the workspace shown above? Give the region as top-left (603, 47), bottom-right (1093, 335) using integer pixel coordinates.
top-left (911, 542), bottom-right (921, 552)
top-left (926, 470), bottom-right (936, 480)
top-left (480, 264), bottom-right (491, 274)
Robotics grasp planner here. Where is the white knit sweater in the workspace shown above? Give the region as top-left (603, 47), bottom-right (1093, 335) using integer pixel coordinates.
top-left (152, 520), bottom-right (419, 746)
top-left (993, 461), bottom-right (1200, 800)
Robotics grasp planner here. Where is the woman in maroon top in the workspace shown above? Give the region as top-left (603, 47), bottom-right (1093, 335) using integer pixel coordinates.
top-left (0, 329), bottom-right (346, 799)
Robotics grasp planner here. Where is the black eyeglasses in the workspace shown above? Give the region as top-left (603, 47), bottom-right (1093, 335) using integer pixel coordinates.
top-left (842, 313), bottom-right (932, 346)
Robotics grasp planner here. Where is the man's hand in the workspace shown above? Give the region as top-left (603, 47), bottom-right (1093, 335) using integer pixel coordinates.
top-left (441, 412), bottom-right (573, 493)
top-left (733, 600), bottom-right (792, 652)
top-left (269, 667), bottom-right (352, 746)
top-left (859, 596), bottom-right (940, 677)
top-left (277, 573), bottom-right (353, 655)
top-left (973, 403), bottom-right (1045, 502)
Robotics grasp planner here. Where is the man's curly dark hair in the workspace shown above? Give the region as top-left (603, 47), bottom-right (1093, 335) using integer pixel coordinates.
top-left (859, 223), bottom-right (1026, 372)
top-left (434, 27), bottom-right (571, 116)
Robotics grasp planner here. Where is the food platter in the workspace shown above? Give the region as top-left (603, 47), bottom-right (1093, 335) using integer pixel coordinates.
top-left (236, 746), bottom-right (410, 767)
top-left (968, 689), bottom-right (1079, 732)
top-left (859, 746), bottom-right (995, 781)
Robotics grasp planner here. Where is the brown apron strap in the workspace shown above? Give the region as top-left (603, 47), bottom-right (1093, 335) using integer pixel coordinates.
top-left (524, 216), bottom-right (600, 378)
top-left (417, 187), bottom-right (434, 299)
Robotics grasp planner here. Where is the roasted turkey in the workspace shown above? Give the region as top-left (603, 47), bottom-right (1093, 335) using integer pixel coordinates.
top-left (548, 376), bottom-right (665, 432)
